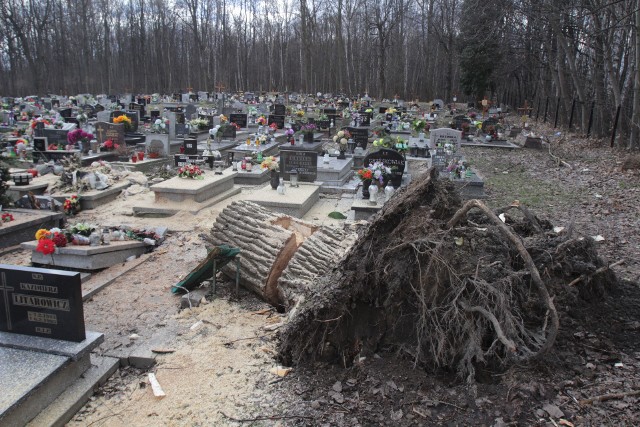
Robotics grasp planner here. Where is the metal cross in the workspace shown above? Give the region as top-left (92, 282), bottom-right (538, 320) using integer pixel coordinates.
top-left (0, 272), bottom-right (14, 331)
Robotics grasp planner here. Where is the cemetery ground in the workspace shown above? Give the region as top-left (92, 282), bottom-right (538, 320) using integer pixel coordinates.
top-left (2, 127), bottom-right (640, 426)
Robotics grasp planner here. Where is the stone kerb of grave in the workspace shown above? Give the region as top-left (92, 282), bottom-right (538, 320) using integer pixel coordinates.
top-left (207, 201), bottom-right (355, 309)
top-left (363, 148), bottom-right (406, 188)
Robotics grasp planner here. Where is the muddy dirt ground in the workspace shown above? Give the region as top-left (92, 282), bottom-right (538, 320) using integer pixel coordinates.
top-left (2, 123), bottom-right (640, 426)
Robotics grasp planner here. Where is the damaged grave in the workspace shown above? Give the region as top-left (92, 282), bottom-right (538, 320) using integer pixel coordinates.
top-left (276, 167), bottom-right (618, 382)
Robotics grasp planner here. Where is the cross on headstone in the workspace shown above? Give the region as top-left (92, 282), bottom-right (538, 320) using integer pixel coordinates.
top-left (96, 127), bottom-right (104, 143)
top-left (215, 82), bottom-right (226, 92)
top-left (1, 272), bottom-right (14, 331)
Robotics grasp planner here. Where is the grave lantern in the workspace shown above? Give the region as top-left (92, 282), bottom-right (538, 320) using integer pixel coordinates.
top-left (289, 169), bottom-right (299, 187)
top-left (213, 154), bottom-right (224, 174)
top-left (347, 138), bottom-right (356, 154)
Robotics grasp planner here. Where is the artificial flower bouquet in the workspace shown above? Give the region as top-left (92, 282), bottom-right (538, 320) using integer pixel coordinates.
top-left (178, 164), bottom-right (204, 179)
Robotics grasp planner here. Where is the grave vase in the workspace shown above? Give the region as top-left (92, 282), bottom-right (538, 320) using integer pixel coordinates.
top-left (337, 150), bottom-right (346, 160)
top-left (361, 179), bottom-right (371, 199)
top-left (270, 171), bottom-right (280, 190)
top-left (304, 132), bottom-right (314, 142)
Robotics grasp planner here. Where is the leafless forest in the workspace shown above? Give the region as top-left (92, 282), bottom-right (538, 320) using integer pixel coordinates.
top-left (1, 0), bottom-right (640, 146)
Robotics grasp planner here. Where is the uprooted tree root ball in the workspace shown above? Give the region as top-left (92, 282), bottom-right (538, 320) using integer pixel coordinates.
top-left (277, 168), bottom-right (618, 382)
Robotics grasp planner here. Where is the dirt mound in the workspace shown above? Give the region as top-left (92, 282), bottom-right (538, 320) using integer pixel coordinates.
top-left (277, 168), bottom-right (618, 382)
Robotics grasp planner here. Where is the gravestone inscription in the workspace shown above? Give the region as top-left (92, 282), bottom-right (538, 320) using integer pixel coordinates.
top-left (430, 128), bottom-right (462, 150)
top-left (94, 122), bottom-right (125, 146)
top-left (347, 127), bottom-right (369, 149)
top-left (42, 129), bottom-right (70, 147)
top-left (0, 264), bottom-right (86, 342)
top-left (363, 148), bottom-right (405, 188)
top-left (229, 113), bottom-right (247, 128)
top-left (279, 150), bottom-right (318, 182)
top-left (268, 115), bottom-right (285, 129)
top-left (274, 104), bottom-right (286, 116)
top-left (183, 138), bottom-right (198, 155)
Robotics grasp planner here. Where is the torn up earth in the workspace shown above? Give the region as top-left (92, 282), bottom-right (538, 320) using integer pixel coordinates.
top-left (277, 168), bottom-right (618, 382)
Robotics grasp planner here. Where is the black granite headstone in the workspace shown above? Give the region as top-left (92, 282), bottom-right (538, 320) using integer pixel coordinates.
top-left (279, 150), bottom-right (318, 182)
top-left (268, 115), bottom-right (285, 129)
top-left (183, 138), bottom-right (198, 155)
top-left (379, 107), bottom-right (388, 114)
top-left (274, 104), bottom-right (286, 115)
top-left (82, 104), bottom-right (96, 118)
top-left (482, 118), bottom-right (498, 133)
top-left (347, 127), bottom-right (369, 149)
top-left (175, 123), bottom-right (187, 137)
top-left (42, 128), bottom-right (70, 147)
top-left (51, 99), bottom-right (60, 109)
top-left (363, 148), bottom-right (405, 188)
top-left (185, 104), bottom-right (197, 120)
top-left (129, 103), bottom-right (145, 117)
top-left (199, 114), bottom-right (214, 127)
top-left (0, 264), bottom-right (86, 342)
top-left (58, 108), bottom-right (72, 118)
top-left (150, 110), bottom-right (161, 119)
top-left (125, 111), bottom-right (139, 132)
top-left (33, 137), bottom-right (47, 153)
top-left (229, 113), bottom-right (247, 128)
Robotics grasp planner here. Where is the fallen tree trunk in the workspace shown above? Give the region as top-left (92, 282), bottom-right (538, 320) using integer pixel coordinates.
top-left (208, 201), bottom-right (355, 309)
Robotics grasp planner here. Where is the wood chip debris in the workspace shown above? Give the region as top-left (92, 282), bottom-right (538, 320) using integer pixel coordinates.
top-left (148, 373), bottom-right (166, 398)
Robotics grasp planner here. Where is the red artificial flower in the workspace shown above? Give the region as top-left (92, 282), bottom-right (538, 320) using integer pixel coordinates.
top-left (51, 232), bottom-right (67, 248)
top-left (36, 238), bottom-right (56, 255)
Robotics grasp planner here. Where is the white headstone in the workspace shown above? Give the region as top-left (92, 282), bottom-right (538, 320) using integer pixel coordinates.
top-left (96, 111), bottom-right (111, 123)
top-left (181, 94), bottom-right (191, 103)
top-left (429, 128), bottom-right (462, 150)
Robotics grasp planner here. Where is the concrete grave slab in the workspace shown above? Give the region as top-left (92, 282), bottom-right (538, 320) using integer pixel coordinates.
top-left (21, 240), bottom-right (147, 270)
top-left (245, 183), bottom-right (320, 218)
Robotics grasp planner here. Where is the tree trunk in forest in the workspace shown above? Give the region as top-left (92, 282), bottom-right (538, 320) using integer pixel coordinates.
top-left (629, 0), bottom-right (640, 149)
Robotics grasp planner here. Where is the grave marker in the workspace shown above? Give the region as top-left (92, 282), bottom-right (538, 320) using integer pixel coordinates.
top-left (183, 138), bottom-right (198, 155)
top-left (268, 114), bottom-right (285, 129)
top-left (0, 264), bottom-right (86, 342)
top-left (430, 128), bottom-right (462, 150)
top-left (347, 127), bottom-right (369, 149)
top-left (274, 104), bottom-right (286, 116)
top-left (229, 113), bottom-right (247, 128)
top-left (125, 111), bottom-right (139, 132)
top-left (185, 104), bottom-right (197, 120)
top-left (279, 150), bottom-right (318, 182)
top-left (41, 129), bottom-right (70, 147)
top-left (363, 148), bottom-right (405, 188)
top-left (432, 147), bottom-right (447, 169)
top-left (94, 122), bottom-right (125, 146)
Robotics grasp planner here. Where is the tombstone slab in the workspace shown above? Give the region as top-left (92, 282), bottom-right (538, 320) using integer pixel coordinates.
top-left (0, 210), bottom-right (65, 249)
top-left (316, 157), bottom-right (354, 188)
top-left (245, 183), bottom-right (320, 218)
top-left (21, 240), bottom-right (147, 271)
top-left (51, 181), bottom-right (130, 210)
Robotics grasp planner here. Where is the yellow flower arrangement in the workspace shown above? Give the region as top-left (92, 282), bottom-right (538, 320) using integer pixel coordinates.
top-left (295, 110), bottom-right (305, 117)
top-left (219, 114), bottom-right (228, 123)
top-left (113, 115), bottom-right (132, 126)
top-left (35, 228), bottom-right (51, 240)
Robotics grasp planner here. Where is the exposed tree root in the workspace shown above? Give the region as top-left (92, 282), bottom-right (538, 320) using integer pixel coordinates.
top-left (277, 168), bottom-right (617, 382)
